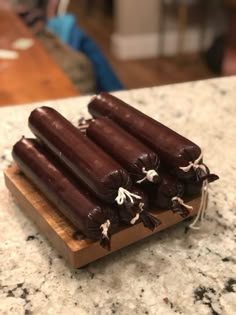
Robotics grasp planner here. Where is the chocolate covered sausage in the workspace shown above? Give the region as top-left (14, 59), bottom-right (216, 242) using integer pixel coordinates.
top-left (86, 117), bottom-right (160, 184)
top-left (88, 93), bottom-right (214, 183)
top-left (29, 107), bottom-right (159, 231)
top-left (12, 138), bottom-right (119, 250)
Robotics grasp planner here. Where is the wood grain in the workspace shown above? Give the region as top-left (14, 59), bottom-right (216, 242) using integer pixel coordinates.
top-left (0, 9), bottom-right (78, 106)
top-left (4, 164), bottom-right (201, 268)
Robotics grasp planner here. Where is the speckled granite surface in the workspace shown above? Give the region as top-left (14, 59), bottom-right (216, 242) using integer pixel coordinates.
top-left (0, 77), bottom-right (236, 315)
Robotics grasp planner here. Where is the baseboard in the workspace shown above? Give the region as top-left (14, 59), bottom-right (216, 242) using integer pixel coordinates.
top-left (111, 28), bottom-right (215, 60)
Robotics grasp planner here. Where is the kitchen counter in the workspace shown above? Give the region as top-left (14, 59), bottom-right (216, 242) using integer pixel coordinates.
top-left (0, 77), bottom-right (235, 315)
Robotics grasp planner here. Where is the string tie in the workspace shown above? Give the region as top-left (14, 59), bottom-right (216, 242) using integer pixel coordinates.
top-left (100, 220), bottom-right (111, 239)
top-left (130, 202), bottom-right (145, 225)
top-left (115, 187), bottom-right (142, 205)
top-left (189, 179), bottom-right (209, 230)
top-left (137, 167), bottom-right (159, 184)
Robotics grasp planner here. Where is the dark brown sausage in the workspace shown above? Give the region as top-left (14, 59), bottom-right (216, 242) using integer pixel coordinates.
top-left (86, 117), bottom-right (160, 184)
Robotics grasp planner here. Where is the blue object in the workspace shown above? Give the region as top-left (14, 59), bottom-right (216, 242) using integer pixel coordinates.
top-left (47, 14), bottom-right (124, 92)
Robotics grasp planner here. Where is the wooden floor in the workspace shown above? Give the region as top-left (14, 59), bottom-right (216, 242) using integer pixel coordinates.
top-left (0, 8), bottom-right (78, 106)
top-left (69, 2), bottom-right (216, 89)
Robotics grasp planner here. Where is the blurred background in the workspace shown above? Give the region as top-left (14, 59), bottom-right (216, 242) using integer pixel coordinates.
top-left (1, 0), bottom-right (236, 97)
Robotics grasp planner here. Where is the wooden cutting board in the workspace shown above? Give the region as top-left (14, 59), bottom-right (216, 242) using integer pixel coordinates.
top-left (4, 164), bottom-right (201, 268)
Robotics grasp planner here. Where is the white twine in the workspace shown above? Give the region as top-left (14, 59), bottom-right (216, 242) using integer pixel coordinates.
top-left (100, 220), bottom-right (111, 239)
top-left (136, 167), bottom-right (159, 184)
top-left (189, 179), bottom-right (209, 230)
top-left (179, 152), bottom-right (208, 175)
top-left (130, 213), bottom-right (140, 225)
top-left (115, 187), bottom-right (142, 205)
top-left (172, 196), bottom-right (193, 210)
top-left (130, 202), bottom-right (144, 225)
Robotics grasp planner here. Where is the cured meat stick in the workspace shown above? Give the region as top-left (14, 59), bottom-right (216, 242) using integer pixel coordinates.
top-left (86, 117), bottom-right (160, 185)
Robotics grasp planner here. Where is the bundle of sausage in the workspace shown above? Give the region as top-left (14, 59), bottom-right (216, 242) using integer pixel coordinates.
top-left (86, 93), bottom-right (219, 228)
top-left (13, 138), bottom-right (119, 250)
top-left (88, 93), bottom-right (218, 185)
top-left (12, 92), bottom-right (219, 249)
top-left (84, 116), bottom-right (192, 218)
top-left (28, 108), bottom-right (160, 224)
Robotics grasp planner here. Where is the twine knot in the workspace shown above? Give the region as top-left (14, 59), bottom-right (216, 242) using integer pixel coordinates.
top-left (171, 196), bottom-right (193, 210)
top-left (130, 202), bottom-right (144, 225)
top-left (137, 167), bottom-right (159, 184)
top-left (179, 152), bottom-right (208, 177)
top-left (115, 187), bottom-right (142, 205)
top-left (100, 220), bottom-right (111, 239)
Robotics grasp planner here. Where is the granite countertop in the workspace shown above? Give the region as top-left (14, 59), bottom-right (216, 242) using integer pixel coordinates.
top-left (0, 77), bottom-right (236, 315)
